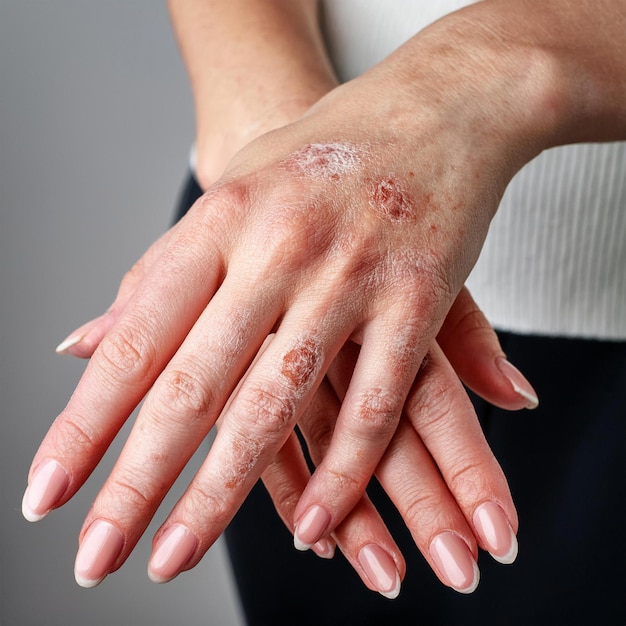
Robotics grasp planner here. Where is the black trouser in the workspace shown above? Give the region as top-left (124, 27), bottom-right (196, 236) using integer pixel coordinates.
top-left (176, 175), bottom-right (626, 626)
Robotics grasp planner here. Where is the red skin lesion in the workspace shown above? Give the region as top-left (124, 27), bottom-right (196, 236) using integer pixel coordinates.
top-left (370, 175), bottom-right (416, 222)
top-left (281, 338), bottom-right (320, 388)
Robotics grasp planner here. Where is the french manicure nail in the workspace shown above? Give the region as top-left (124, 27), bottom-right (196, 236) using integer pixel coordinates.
top-left (311, 538), bottom-right (335, 560)
top-left (358, 544), bottom-right (401, 599)
top-left (22, 459), bottom-right (69, 522)
top-left (148, 524), bottom-right (198, 583)
top-left (496, 357), bottom-right (539, 409)
top-left (75, 520), bottom-right (125, 588)
top-left (55, 333), bottom-right (84, 354)
top-left (429, 532), bottom-right (479, 594)
top-left (294, 505), bottom-right (330, 551)
top-left (473, 501), bottom-right (518, 564)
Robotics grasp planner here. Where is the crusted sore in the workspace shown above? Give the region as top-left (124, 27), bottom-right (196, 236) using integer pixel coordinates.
top-left (281, 337), bottom-right (321, 389)
top-left (370, 175), bottom-right (416, 222)
top-left (282, 142), bottom-right (363, 180)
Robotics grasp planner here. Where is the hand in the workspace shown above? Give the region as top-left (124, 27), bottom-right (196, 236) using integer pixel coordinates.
top-left (24, 14), bottom-right (552, 588)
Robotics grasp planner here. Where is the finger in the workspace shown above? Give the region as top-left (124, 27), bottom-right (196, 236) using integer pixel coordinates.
top-left (22, 189), bottom-right (230, 524)
top-left (296, 377), bottom-right (404, 598)
top-left (376, 419), bottom-right (481, 594)
top-left (72, 273), bottom-right (282, 587)
top-left (438, 287), bottom-right (538, 410)
top-left (292, 315), bottom-right (425, 551)
top-left (327, 338), bottom-right (489, 593)
top-left (402, 342), bottom-right (519, 567)
top-left (260, 432), bottom-right (337, 560)
top-left (55, 226), bottom-right (179, 358)
top-left (136, 302), bottom-right (353, 587)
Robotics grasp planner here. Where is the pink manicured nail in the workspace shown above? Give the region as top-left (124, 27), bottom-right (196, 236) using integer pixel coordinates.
top-left (22, 459), bottom-right (69, 522)
top-left (429, 532), bottom-right (479, 594)
top-left (148, 524), bottom-right (198, 583)
top-left (496, 358), bottom-right (539, 409)
top-left (358, 544), bottom-right (401, 599)
top-left (473, 501), bottom-right (518, 564)
top-left (74, 520), bottom-right (125, 588)
top-left (294, 505), bottom-right (330, 551)
top-left (55, 333), bottom-right (84, 354)
top-left (311, 539), bottom-right (335, 560)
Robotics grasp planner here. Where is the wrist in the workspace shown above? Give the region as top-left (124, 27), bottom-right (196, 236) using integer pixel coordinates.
top-left (359, 0), bottom-right (625, 186)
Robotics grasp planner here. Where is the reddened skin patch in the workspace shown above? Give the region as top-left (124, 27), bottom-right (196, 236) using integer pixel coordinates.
top-left (369, 175), bottom-right (416, 222)
top-left (281, 337), bottom-right (320, 389)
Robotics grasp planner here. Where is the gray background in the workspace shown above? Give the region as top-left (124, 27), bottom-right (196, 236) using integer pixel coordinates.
top-left (1, 2), bottom-right (243, 624)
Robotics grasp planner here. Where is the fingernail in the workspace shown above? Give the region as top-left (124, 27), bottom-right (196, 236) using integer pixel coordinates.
top-left (429, 532), bottom-right (479, 594)
top-left (294, 505), bottom-right (330, 551)
top-left (22, 459), bottom-right (69, 522)
top-left (496, 358), bottom-right (539, 409)
top-left (473, 501), bottom-right (518, 564)
top-left (148, 524), bottom-right (198, 583)
top-left (56, 332), bottom-right (85, 354)
top-left (311, 538), bottom-right (335, 560)
top-left (358, 544), bottom-right (401, 599)
top-left (75, 520), bottom-right (125, 588)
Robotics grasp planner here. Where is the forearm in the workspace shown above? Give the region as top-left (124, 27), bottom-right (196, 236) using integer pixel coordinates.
top-left (349, 0), bottom-right (626, 184)
top-left (167, 0), bottom-right (337, 186)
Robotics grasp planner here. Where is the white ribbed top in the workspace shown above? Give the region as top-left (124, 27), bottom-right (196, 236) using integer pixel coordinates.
top-left (321, 0), bottom-right (626, 339)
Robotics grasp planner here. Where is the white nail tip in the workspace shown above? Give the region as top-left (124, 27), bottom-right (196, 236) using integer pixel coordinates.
top-left (21, 491), bottom-right (46, 523)
top-left (74, 572), bottom-right (105, 589)
top-left (312, 540), bottom-right (335, 560)
top-left (379, 571), bottom-right (402, 599)
top-left (147, 568), bottom-right (170, 585)
top-left (492, 532), bottom-right (519, 565)
top-left (512, 383), bottom-right (539, 409)
top-left (55, 334), bottom-right (83, 354)
top-left (455, 561), bottom-right (480, 595)
top-left (293, 535), bottom-right (313, 552)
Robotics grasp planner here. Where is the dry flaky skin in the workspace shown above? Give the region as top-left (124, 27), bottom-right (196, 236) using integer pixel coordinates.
top-left (25, 0), bottom-right (626, 596)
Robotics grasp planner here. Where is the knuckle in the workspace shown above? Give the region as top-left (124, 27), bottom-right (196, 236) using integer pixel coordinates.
top-left (354, 388), bottom-right (401, 434)
top-left (261, 464), bottom-right (299, 519)
top-left (446, 306), bottom-right (495, 345)
top-left (388, 249), bottom-right (454, 314)
top-left (446, 457), bottom-right (492, 500)
top-left (408, 374), bottom-right (456, 432)
top-left (303, 416), bottom-right (335, 457)
top-left (195, 179), bottom-right (250, 216)
top-left (323, 465), bottom-right (363, 494)
top-left (402, 489), bottom-right (447, 532)
top-left (98, 323), bottom-right (153, 382)
top-left (107, 474), bottom-right (152, 511)
top-left (156, 366), bottom-right (214, 423)
top-left (182, 483), bottom-right (229, 527)
top-left (238, 386), bottom-right (297, 437)
top-left (54, 415), bottom-right (103, 456)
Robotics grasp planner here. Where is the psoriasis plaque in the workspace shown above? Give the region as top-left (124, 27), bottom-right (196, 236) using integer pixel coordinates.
top-left (280, 337), bottom-right (322, 391)
top-left (282, 142), bottom-right (364, 180)
top-left (370, 175), bottom-right (415, 222)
